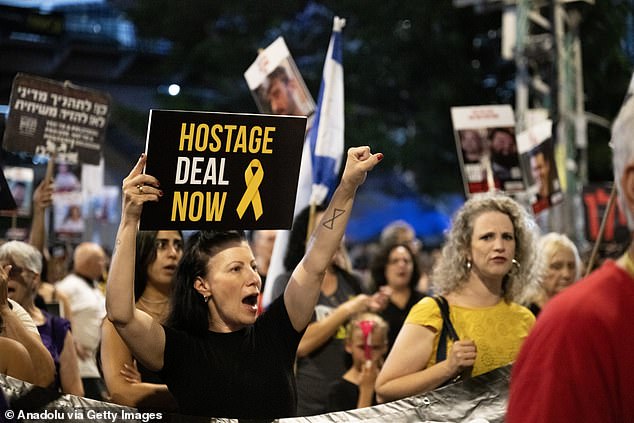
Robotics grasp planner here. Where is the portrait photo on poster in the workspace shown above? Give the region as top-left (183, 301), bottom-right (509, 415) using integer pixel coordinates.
top-left (244, 37), bottom-right (315, 117)
top-left (2, 166), bottom-right (34, 217)
top-left (53, 191), bottom-right (85, 238)
top-left (516, 120), bottom-right (563, 214)
top-left (450, 105), bottom-right (525, 197)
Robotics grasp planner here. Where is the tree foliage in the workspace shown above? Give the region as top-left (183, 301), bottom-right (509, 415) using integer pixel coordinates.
top-left (123, 0), bottom-right (632, 196)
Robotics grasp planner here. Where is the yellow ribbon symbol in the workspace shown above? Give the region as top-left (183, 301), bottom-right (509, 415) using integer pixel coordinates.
top-left (236, 159), bottom-right (264, 220)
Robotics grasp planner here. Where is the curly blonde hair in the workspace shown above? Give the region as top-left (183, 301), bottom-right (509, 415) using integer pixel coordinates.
top-left (431, 193), bottom-right (539, 302)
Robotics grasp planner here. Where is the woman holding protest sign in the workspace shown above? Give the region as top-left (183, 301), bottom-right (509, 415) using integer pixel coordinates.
top-left (106, 146), bottom-right (382, 419)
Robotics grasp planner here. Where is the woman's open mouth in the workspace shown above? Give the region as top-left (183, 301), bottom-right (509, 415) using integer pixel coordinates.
top-left (242, 293), bottom-right (259, 311)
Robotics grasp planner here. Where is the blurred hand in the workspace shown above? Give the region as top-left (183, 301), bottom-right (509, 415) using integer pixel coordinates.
top-left (120, 360), bottom-right (142, 384)
top-left (446, 339), bottom-right (477, 377)
top-left (32, 177), bottom-right (54, 212)
top-left (359, 360), bottom-right (380, 392)
top-left (368, 286), bottom-right (392, 313)
top-left (345, 294), bottom-right (371, 316)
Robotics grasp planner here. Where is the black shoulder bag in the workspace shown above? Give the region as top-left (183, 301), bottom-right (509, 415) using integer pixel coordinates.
top-left (432, 296), bottom-right (459, 363)
top-left (433, 296), bottom-right (469, 385)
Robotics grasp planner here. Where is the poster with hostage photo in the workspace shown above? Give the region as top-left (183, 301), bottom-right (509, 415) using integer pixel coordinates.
top-left (516, 119), bottom-right (563, 214)
top-left (244, 37), bottom-right (315, 118)
top-left (2, 166), bottom-right (33, 217)
top-left (450, 105), bottom-right (525, 196)
top-left (53, 191), bottom-right (85, 239)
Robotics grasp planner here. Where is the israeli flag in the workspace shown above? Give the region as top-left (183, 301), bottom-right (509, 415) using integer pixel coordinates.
top-left (308, 16), bottom-right (346, 206)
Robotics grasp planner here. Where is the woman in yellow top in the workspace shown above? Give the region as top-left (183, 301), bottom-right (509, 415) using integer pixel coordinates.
top-left (375, 193), bottom-right (539, 402)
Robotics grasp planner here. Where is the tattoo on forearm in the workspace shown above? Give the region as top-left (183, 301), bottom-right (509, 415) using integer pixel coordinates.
top-left (323, 208), bottom-right (345, 230)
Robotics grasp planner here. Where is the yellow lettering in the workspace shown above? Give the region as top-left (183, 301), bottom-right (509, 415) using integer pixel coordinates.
top-left (210, 124), bottom-right (223, 152)
top-left (171, 192), bottom-right (188, 221)
top-left (171, 191), bottom-right (226, 222)
top-left (233, 125), bottom-right (247, 153)
top-left (188, 192), bottom-right (204, 221)
top-left (181, 123), bottom-right (274, 155)
top-left (194, 124), bottom-right (209, 152)
top-left (262, 127), bottom-right (274, 154)
top-left (249, 127), bottom-right (262, 153)
top-left (206, 192), bottom-right (227, 221)
top-left (179, 123), bottom-right (195, 151)
top-left (224, 125), bottom-right (237, 152)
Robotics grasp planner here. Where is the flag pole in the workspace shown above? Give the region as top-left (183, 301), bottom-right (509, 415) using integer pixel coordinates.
top-left (306, 202), bottom-right (316, 245)
top-left (584, 183), bottom-right (618, 277)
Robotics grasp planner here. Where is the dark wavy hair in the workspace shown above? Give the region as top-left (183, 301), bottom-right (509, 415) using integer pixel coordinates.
top-left (283, 204), bottom-right (327, 271)
top-left (133, 230), bottom-right (183, 302)
top-left (370, 242), bottom-right (421, 292)
top-left (165, 230), bottom-right (246, 336)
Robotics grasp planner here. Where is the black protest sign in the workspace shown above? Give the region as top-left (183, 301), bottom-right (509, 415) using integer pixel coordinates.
top-left (3, 73), bottom-right (111, 165)
top-left (139, 109), bottom-right (307, 230)
top-left (582, 184), bottom-right (629, 243)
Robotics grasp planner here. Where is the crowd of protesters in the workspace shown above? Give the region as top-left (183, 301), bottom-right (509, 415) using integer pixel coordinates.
top-left (0, 63), bottom-right (632, 422)
top-left (0, 157), bottom-right (628, 419)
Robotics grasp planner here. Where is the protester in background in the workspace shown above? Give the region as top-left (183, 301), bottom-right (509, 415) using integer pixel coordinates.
top-left (379, 220), bottom-right (430, 294)
top-left (523, 232), bottom-right (581, 316)
top-left (56, 242), bottom-right (108, 401)
top-left (506, 80), bottom-right (634, 423)
top-left (0, 241), bottom-right (83, 396)
top-left (370, 242), bottom-right (424, 352)
top-left (106, 147), bottom-right (382, 419)
top-left (379, 220), bottom-right (421, 254)
top-left (28, 176), bottom-right (74, 320)
top-left (375, 193), bottom-right (538, 402)
top-left (101, 230), bottom-right (181, 411)
top-left (0, 266), bottom-right (55, 388)
top-left (268, 204), bottom-right (390, 416)
top-left (327, 312), bottom-right (388, 412)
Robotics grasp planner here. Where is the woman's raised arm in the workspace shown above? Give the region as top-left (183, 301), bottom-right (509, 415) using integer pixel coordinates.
top-left (284, 146), bottom-right (382, 331)
top-left (106, 154), bottom-right (165, 371)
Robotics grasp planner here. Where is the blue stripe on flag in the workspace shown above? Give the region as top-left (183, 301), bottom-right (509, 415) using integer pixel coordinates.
top-left (307, 21), bottom-right (345, 206)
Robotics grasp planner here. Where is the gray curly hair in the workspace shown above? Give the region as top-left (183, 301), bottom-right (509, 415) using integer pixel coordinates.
top-left (431, 192), bottom-right (539, 302)
top-left (0, 241), bottom-right (42, 274)
top-left (611, 86), bottom-right (634, 230)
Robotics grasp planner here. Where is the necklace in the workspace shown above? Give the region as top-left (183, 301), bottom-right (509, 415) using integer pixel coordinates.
top-left (621, 250), bottom-right (634, 278)
top-left (139, 296), bottom-right (168, 305)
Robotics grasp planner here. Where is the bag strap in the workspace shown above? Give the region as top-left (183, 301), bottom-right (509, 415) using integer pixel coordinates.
top-left (433, 296), bottom-right (459, 363)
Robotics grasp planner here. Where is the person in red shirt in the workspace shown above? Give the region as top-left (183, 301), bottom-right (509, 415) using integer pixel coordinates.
top-left (506, 79), bottom-right (634, 423)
